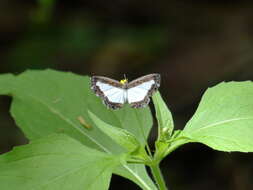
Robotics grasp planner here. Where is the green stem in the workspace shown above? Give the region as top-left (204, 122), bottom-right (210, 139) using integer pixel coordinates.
top-left (150, 163), bottom-right (168, 190)
top-left (146, 143), bottom-right (153, 158)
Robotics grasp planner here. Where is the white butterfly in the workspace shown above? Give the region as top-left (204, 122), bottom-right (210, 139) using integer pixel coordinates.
top-left (91, 74), bottom-right (160, 109)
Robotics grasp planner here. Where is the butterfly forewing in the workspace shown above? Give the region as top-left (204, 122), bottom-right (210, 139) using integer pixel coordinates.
top-left (127, 80), bottom-right (155, 102)
top-left (127, 74), bottom-right (160, 108)
top-left (96, 82), bottom-right (124, 103)
top-left (91, 76), bottom-right (125, 109)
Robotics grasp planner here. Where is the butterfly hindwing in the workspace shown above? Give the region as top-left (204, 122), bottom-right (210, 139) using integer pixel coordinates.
top-left (91, 76), bottom-right (125, 109)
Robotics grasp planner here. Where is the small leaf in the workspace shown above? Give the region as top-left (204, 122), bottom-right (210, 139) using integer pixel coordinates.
top-left (154, 130), bottom-right (190, 160)
top-left (152, 91), bottom-right (174, 139)
top-left (182, 81), bottom-right (253, 152)
top-left (89, 111), bottom-right (140, 153)
top-left (0, 134), bottom-right (119, 190)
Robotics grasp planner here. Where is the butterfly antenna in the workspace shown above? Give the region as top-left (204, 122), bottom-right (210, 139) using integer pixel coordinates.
top-left (124, 74), bottom-right (127, 80)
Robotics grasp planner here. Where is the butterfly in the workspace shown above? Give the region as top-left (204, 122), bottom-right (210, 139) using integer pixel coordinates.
top-left (90, 74), bottom-right (160, 109)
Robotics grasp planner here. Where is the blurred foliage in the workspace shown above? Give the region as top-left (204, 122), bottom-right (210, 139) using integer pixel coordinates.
top-left (32, 0), bottom-right (55, 23)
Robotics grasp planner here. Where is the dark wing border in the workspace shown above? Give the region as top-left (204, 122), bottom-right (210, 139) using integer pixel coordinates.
top-left (130, 96), bottom-right (151, 108)
top-left (128, 74), bottom-right (161, 108)
top-left (90, 76), bottom-right (124, 110)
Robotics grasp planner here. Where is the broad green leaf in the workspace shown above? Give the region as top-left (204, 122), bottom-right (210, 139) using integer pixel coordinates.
top-left (0, 70), bottom-right (156, 190)
top-left (182, 81), bottom-right (253, 152)
top-left (0, 134), bottom-right (118, 190)
top-left (0, 74), bottom-right (15, 94)
top-left (89, 111), bottom-right (140, 153)
top-left (152, 92), bottom-right (174, 139)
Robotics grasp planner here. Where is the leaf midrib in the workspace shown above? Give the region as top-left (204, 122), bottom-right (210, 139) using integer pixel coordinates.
top-left (187, 117), bottom-right (253, 135)
top-left (25, 93), bottom-right (110, 149)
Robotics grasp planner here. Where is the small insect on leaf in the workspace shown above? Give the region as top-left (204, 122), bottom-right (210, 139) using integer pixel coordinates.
top-left (52, 98), bottom-right (61, 103)
top-left (77, 116), bottom-right (92, 129)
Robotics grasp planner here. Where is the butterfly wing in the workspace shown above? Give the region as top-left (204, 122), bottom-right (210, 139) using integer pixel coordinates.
top-left (127, 74), bottom-right (160, 108)
top-left (91, 76), bottom-right (125, 109)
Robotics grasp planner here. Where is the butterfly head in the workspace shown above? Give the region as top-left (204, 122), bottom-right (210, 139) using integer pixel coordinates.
top-left (120, 79), bottom-right (128, 85)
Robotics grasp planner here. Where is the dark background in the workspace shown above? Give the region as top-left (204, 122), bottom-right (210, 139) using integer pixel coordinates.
top-left (0, 0), bottom-right (253, 189)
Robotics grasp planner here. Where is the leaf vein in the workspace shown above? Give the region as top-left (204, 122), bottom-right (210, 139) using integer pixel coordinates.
top-left (190, 117), bottom-right (253, 134)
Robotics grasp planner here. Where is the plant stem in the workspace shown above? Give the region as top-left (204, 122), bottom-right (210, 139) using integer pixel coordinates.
top-left (150, 163), bottom-right (168, 190)
top-left (146, 143), bottom-right (153, 157)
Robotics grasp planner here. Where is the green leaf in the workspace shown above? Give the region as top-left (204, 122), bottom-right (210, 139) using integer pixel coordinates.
top-left (0, 70), bottom-right (157, 190)
top-left (182, 81), bottom-right (253, 152)
top-left (0, 134), bottom-right (118, 190)
top-left (88, 111), bottom-right (140, 153)
top-left (0, 73), bottom-right (15, 94)
top-left (152, 91), bottom-right (174, 139)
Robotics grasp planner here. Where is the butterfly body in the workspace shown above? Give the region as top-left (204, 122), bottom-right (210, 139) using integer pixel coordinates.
top-left (91, 74), bottom-right (160, 109)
